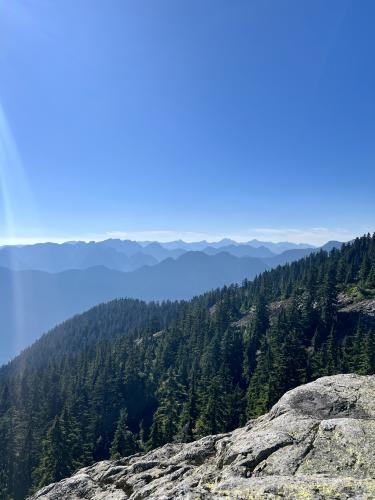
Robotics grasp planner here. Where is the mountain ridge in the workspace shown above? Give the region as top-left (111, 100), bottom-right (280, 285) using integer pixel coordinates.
top-left (0, 251), bottom-right (268, 364)
top-left (0, 233), bottom-right (374, 499)
top-left (0, 238), bottom-right (320, 273)
top-left (0, 240), bottom-right (345, 365)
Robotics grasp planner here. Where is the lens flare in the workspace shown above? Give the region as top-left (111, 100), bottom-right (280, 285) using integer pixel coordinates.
top-left (0, 102), bottom-right (41, 359)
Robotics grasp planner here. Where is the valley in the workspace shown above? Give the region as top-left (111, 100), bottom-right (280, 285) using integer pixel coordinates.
top-left (0, 234), bottom-right (373, 499)
top-left (0, 239), bottom-right (340, 364)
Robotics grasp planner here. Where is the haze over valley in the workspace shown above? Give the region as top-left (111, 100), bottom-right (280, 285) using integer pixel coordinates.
top-left (0, 237), bottom-right (343, 364)
top-left (1, 1), bottom-right (374, 499)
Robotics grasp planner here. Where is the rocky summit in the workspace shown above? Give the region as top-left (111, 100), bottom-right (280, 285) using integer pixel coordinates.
top-left (30, 374), bottom-right (375, 499)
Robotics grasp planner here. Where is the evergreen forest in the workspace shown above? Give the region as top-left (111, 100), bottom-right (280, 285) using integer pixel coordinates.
top-left (1, 233), bottom-right (375, 499)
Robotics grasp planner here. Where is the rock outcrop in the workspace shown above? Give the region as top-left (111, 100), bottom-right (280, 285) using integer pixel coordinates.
top-left (340, 297), bottom-right (375, 317)
top-left (30, 374), bottom-right (375, 499)
top-left (230, 294), bottom-right (375, 330)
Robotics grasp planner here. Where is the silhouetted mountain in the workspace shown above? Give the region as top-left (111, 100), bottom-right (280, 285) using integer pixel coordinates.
top-left (140, 242), bottom-right (186, 261)
top-left (156, 239), bottom-right (239, 251)
top-left (321, 240), bottom-right (344, 252)
top-left (0, 240), bottom-right (191, 273)
top-left (99, 239), bottom-right (185, 261)
top-left (143, 238), bottom-right (315, 253)
top-left (263, 241), bottom-right (344, 267)
top-left (208, 238), bottom-right (239, 248)
top-left (0, 252), bottom-right (268, 364)
top-left (156, 240), bottom-right (213, 251)
top-left (202, 244), bottom-right (274, 259)
top-left (128, 252), bottom-right (267, 299)
top-left (161, 239), bottom-right (315, 253)
top-left (97, 238), bottom-right (144, 255)
top-left (0, 242), bottom-right (158, 272)
top-left (263, 247), bottom-right (314, 266)
top-left (1, 238), bottom-right (317, 272)
top-left (246, 239), bottom-right (315, 253)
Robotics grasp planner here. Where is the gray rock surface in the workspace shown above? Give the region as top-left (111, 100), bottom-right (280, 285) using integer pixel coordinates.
top-left (231, 293), bottom-right (375, 331)
top-left (30, 374), bottom-right (375, 499)
top-left (340, 297), bottom-right (375, 317)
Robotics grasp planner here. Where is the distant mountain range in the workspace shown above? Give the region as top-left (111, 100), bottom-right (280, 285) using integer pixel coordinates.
top-left (141, 238), bottom-right (315, 253)
top-left (0, 251), bottom-right (267, 364)
top-left (0, 238), bottom-right (343, 365)
top-left (0, 238), bottom-right (314, 272)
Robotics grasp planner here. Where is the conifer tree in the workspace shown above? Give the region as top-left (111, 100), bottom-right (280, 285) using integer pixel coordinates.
top-left (0, 233), bottom-right (374, 498)
top-left (194, 375), bottom-right (230, 437)
top-left (246, 337), bottom-right (272, 418)
top-left (148, 414), bottom-right (163, 450)
top-left (110, 409), bottom-right (138, 460)
top-left (243, 294), bottom-right (269, 382)
top-left (148, 369), bottom-right (186, 446)
top-left (34, 416), bottom-right (73, 489)
top-left (320, 261), bottom-right (338, 329)
top-left (176, 380), bottom-right (198, 443)
top-left (366, 263), bottom-right (375, 288)
top-left (364, 328), bottom-right (375, 374)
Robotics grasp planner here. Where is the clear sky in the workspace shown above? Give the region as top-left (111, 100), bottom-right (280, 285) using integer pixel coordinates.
top-left (0, 0), bottom-right (374, 246)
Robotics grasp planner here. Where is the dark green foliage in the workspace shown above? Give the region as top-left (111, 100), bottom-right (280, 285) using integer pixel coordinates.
top-left (33, 416), bottom-right (73, 489)
top-left (1, 233), bottom-right (375, 499)
top-left (110, 409), bottom-right (138, 459)
top-left (147, 369), bottom-right (186, 447)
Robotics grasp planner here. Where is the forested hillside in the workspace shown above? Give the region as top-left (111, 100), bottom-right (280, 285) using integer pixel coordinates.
top-left (1, 234), bottom-right (375, 499)
top-left (0, 251), bottom-right (268, 364)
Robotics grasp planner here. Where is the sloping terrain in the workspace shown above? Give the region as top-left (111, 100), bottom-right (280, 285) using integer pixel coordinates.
top-left (30, 374), bottom-right (375, 499)
top-left (0, 239), bottom-right (336, 364)
top-left (1, 234), bottom-right (374, 499)
top-left (0, 252), bottom-right (267, 364)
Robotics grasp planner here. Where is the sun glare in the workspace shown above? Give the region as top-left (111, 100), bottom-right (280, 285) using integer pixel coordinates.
top-left (0, 102), bottom-right (42, 355)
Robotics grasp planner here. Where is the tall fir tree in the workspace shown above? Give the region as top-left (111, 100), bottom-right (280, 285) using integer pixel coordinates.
top-left (110, 409), bottom-right (138, 460)
top-left (34, 416), bottom-right (73, 489)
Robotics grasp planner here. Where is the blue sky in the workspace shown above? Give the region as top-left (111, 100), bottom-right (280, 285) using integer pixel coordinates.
top-left (0, 0), bottom-right (374, 245)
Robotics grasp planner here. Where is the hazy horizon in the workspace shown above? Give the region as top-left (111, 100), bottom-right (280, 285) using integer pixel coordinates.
top-left (1, 3), bottom-right (374, 495)
top-left (0, 227), bottom-right (369, 248)
top-left (1, 1), bottom-right (374, 248)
